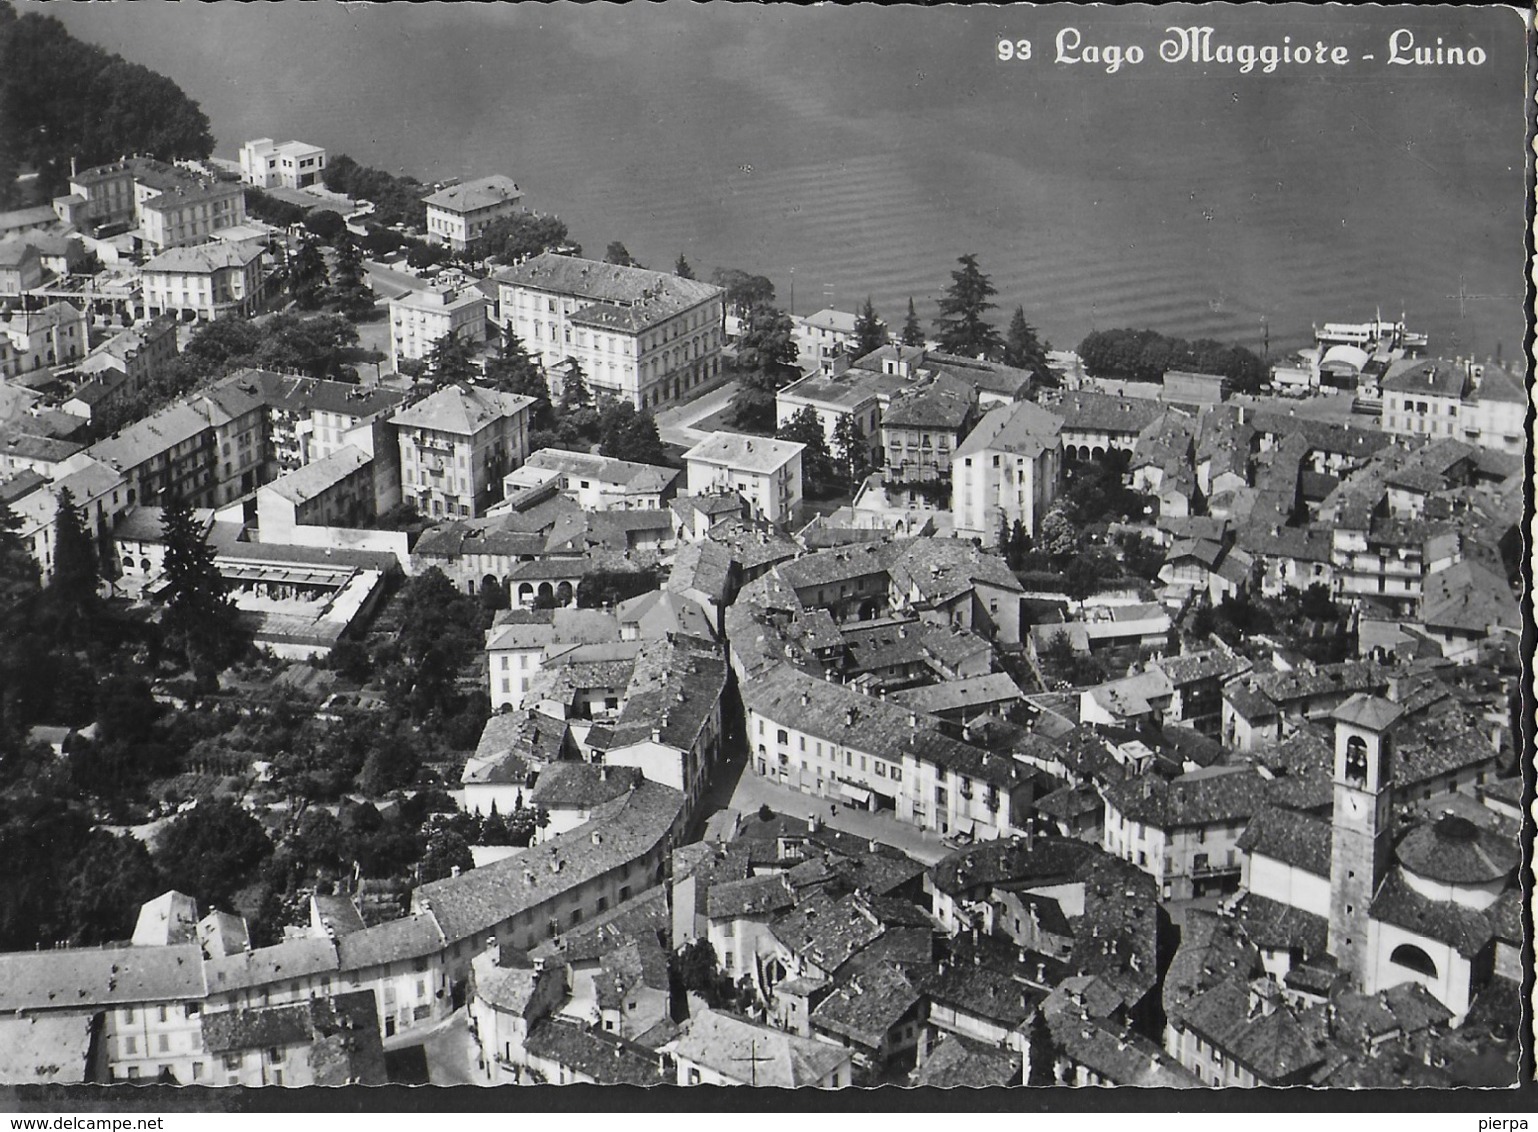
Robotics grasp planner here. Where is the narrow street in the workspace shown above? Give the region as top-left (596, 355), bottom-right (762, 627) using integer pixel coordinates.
top-left (698, 729), bottom-right (953, 866)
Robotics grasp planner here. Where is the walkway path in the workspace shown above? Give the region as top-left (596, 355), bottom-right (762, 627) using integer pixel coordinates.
top-left (655, 379), bottom-right (741, 448)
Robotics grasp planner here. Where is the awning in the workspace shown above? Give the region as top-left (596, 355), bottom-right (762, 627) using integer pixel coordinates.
top-left (839, 782), bottom-right (871, 805)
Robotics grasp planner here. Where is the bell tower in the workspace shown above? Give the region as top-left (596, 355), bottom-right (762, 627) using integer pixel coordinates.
top-left (1328, 693), bottom-right (1403, 983)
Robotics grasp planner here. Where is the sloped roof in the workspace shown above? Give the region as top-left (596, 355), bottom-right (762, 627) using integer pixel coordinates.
top-left (911, 1031), bottom-right (1019, 1087)
top-left (669, 1009), bottom-right (849, 1087)
top-left (142, 242), bottom-right (262, 274)
top-left (1237, 806), bottom-right (1331, 877)
top-left (423, 174), bottom-right (521, 213)
top-left (497, 253), bottom-right (722, 333)
top-left (413, 778), bottom-right (683, 944)
top-left (683, 430), bottom-right (803, 474)
top-left (809, 963), bottom-right (921, 1049)
top-left (0, 944), bottom-right (206, 1013)
top-left (391, 383), bottom-right (533, 435)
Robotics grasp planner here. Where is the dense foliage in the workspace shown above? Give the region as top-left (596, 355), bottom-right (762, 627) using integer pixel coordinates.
top-left (1077, 327), bottom-right (1267, 392)
top-left (470, 212), bottom-right (575, 264)
top-left (321, 154), bottom-right (429, 230)
top-left (0, 2), bottom-right (213, 203)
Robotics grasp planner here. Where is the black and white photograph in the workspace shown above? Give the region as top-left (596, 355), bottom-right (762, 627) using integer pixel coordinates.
top-left (0, 0), bottom-right (1529, 1108)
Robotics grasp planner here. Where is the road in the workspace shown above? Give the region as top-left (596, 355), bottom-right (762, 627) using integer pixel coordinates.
top-left (654, 379), bottom-right (742, 448)
top-left (699, 731), bottom-right (953, 866)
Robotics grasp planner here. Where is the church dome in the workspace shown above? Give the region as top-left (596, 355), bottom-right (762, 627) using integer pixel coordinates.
top-left (1396, 813), bottom-right (1519, 886)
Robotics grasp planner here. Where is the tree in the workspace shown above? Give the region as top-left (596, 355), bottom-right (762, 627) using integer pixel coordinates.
top-left (418, 828), bottom-right (474, 883)
top-left (326, 233), bottom-right (375, 320)
top-left (671, 938), bottom-right (724, 1005)
top-left (405, 242), bottom-right (451, 270)
top-left (900, 297), bottom-right (924, 347)
top-left (482, 326), bottom-right (550, 416)
top-left (674, 253), bottom-right (694, 280)
top-left (831, 413), bottom-right (871, 488)
top-left (777, 405), bottom-right (836, 498)
top-left (781, 406), bottom-right (842, 498)
top-left (425, 328), bottom-right (477, 388)
top-left (934, 254), bottom-right (1003, 359)
top-left (1039, 505), bottom-right (1080, 561)
top-left (557, 356), bottom-right (593, 413)
top-left (184, 316), bottom-right (264, 368)
top-left (598, 401), bottom-right (668, 466)
top-left (0, 6), bottom-right (213, 198)
top-left (290, 234), bottom-right (329, 310)
top-left (160, 498), bottom-right (241, 676)
top-left (1003, 306), bottom-right (1051, 380)
top-left (735, 302), bottom-right (797, 378)
top-left (49, 486), bottom-right (97, 621)
top-left (710, 268), bottom-right (775, 318)
top-left (851, 296), bottom-right (888, 359)
top-left (61, 829), bottom-right (163, 945)
top-left (154, 800), bottom-right (273, 911)
top-left (287, 808), bottom-right (346, 875)
top-left (473, 212), bottom-right (573, 264)
top-left (357, 736), bottom-right (420, 796)
top-left (252, 312), bottom-right (361, 379)
top-left (303, 209), bottom-right (347, 242)
top-left (604, 241), bottom-right (640, 268)
top-left (505, 803), bottom-right (550, 848)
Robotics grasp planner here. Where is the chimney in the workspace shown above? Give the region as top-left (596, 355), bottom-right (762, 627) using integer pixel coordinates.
top-left (532, 956), bottom-right (546, 972)
top-left (591, 831), bottom-right (603, 846)
top-left (1036, 962), bottom-right (1046, 982)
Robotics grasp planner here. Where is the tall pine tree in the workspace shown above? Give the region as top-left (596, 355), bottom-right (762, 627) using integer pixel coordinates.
top-left (831, 414), bottom-right (871, 488)
top-left (290, 235), bottom-right (329, 311)
top-left (1003, 305), bottom-right (1052, 382)
top-left (160, 499), bottom-right (241, 676)
top-left (49, 487), bottom-right (97, 635)
top-left (326, 233), bottom-right (374, 320)
top-left (777, 405), bottom-right (835, 498)
top-left (674, 253), bottom-right (694, 280)
top-left (426, 328), bottom-right (476, 388)
top-left (851, 296), bottom-right (888, 360)
top-left (933, 254), bottom-right (1003, 359)
top-left (900, 297), bottom-right (925, 347)
top-left (558, 357), bottom-right (593, 413)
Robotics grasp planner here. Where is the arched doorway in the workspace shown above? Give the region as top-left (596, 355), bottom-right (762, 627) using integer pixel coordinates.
top-left (517, 582), bottom-right (534, 605)
top-left (555, 581), bottom-right (574, 606)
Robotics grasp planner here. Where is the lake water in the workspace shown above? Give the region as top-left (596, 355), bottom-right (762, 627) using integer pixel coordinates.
top-left (42, 1), bottom-right (1530, 360)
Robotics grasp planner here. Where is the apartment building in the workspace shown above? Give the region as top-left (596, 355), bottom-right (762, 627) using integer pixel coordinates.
top-left (496, 253), bottom-right (726, 410)
top-left (423, 175), bottom-right (523, 251)
top-left (951, 400), bottom-right (1063, 542)
top-left (387, 285), bottom-right (490, 372)
top-left (142, 243), bottom-right (265, 323)
top-left (391, 383), bottom-right (534, 518)
top-left (238, 138), bottom-right (328, 190)
top-left (682, 431), bottom-right (803, 526)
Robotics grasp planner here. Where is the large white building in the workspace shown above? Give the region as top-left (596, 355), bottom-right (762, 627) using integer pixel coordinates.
top-left (141, 243), bottom-right (265, 323)
top-left (387, 285), bottom-right (490, 373)
top-left (237, 138), bottom-right (327, 190)
top-left (682, 431), bottom-right (804, 525)
top-left (1380, 358), bottom-right (1525, 456)
top-left (423, 175), bottom-right (523, 251)
top-left (951, 400), bottom-right (1063, 543)
top-left (495, 253), bottom-right (725, 410)
top-left (391, 384), bottom-right (534, 519)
